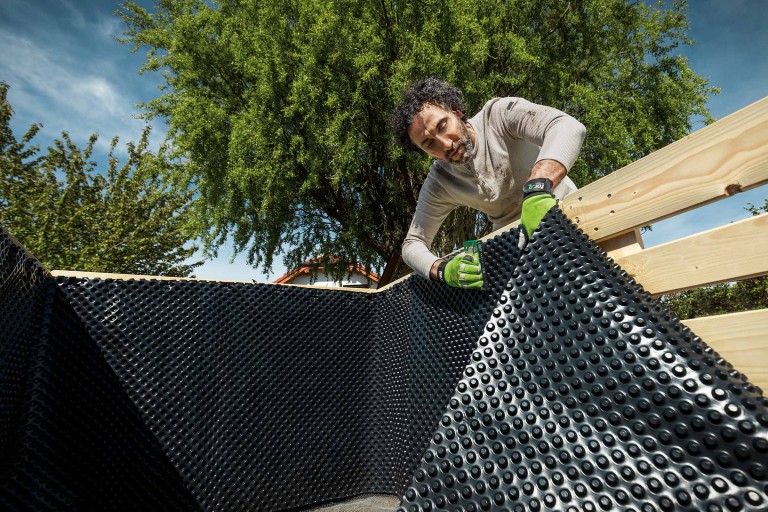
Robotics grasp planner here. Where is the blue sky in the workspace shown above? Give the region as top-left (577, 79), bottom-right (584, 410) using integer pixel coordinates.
top-left (2, 0), bottom-right (767, 282)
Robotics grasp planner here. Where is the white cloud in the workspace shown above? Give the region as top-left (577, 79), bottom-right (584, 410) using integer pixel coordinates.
top-left (57, 0), bottom-right (124, 38)
top-left (74, 77), bottom-right (123, 116)
top-left (59, 0), bottom-right (88, 29)
top-left (96, 16), bottom-right (123, 40)
top-left (0, 30), bottom-right (159, 155)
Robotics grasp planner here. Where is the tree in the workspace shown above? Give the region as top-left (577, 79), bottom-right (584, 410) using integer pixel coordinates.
top-left (0, 82), bottom-right (201, 277)
top-left (659, 199), bottom-right (768, 319)
top-left (117, 0), bottom-right (715, 278)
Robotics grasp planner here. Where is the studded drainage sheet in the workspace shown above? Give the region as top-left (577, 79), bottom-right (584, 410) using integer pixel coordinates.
top-left (397, 209), bottom-right (768, 512)
top-left (0, 230), bottom-right (198, 510)
top-left (1, 207), bottom-right (767, 512)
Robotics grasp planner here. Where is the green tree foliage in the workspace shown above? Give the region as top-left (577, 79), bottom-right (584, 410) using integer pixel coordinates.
top-left (659, 199), bottom-right (768, 319)
top-left (117, 0), bottom-right (715, 277)
top-left (0, 82), bottom-right (201, 276)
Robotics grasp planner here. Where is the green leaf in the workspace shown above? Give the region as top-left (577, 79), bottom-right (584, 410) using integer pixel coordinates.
top-left (0, 82), bottom-right (202, 277)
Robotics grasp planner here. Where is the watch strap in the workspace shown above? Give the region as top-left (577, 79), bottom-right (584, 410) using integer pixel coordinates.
top-left (523, 177), bottom-right (553, 198)
top-left (436, 260), bottom-right (448, 282)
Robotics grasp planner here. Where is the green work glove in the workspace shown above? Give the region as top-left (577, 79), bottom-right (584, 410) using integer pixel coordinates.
top-left (437, 251), bottom-right (484, 289)
top-left (518, 178), bottom-right (558, 250)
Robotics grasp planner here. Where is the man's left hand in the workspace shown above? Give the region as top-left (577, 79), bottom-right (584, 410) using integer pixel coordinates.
top-left (518, 178), bottom-right (558, 249)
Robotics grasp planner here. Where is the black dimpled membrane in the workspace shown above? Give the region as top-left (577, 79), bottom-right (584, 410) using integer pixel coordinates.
top-left (398, 209), bottom-right (768, 512)
top-left (0, 230), bottom-right (199, 510)
top-left (51, 263), bottom-right (501, 510)
top-left (2, 207), bottom-right (767, 512)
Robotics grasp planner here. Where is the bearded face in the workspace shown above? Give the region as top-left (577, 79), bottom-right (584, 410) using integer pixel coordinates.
top-left (408, 104), bottom-right (476, 164)
top-left (445, 120), bottom-right (475, 163)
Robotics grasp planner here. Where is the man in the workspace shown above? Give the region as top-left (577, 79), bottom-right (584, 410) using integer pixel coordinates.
top-left (390, 77), bottom-right (586, 288)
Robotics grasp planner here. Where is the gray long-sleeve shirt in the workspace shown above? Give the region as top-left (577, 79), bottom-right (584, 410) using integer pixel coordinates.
top-left (401, 97), bottom-right (586, 279)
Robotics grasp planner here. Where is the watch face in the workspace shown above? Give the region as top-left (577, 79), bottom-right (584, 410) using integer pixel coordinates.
top-left (524, 179), bottom-right (552, 196)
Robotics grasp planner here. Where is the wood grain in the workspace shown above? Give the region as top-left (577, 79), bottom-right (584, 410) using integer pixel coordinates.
top-left (599, 228), bottom-right (645, 260)
top-left (562, 97), bottom-right (768, 241)
top-left (684, 309), bottom-right (768, 391)
top-left (614, 213), bottom-right (768, 295)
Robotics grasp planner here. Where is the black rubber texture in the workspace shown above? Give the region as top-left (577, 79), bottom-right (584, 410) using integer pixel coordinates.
top-left (1, 207), bottom-right (766, 511)
top-left (398, 209), bottom-right (768, 512)
top-left (0, 230), bottom-right (200, 511)
top-left (52, 261), bottom-right (502, 511)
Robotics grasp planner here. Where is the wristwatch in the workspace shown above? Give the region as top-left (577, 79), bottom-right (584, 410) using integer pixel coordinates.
top-left (435, 260), bottom-right (448, 282)
top-left (523, 178), bottom-right (553, 198)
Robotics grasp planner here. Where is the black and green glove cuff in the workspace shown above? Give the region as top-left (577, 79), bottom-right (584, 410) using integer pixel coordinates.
top-left (436, 260), bottom-right (448, 282)
top-left (522, 177), bottom-right (553, 198)
top-left (518, 178), bottom-right (558, 250)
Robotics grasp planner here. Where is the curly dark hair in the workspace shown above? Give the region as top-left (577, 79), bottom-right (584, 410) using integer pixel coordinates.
top-left (390, 77), bottom-right (466, 152)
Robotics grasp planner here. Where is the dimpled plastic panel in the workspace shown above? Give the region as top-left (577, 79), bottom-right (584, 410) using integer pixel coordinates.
top-left (398, 208), bottom-right (768, 512)
top-left (55, 265), bottom-right (505, 510)
top-left (0, 229), bottom-right (200, 510)
top-left (56, 278), bottom-right (381, 511)
top-left (5, 205), bottom-right (768, 511)
top-left (385, 230), bottom-right (525, 493)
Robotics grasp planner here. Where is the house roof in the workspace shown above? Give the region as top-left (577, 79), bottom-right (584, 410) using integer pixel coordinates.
top-left (273, 257), bottom-right (380, 285)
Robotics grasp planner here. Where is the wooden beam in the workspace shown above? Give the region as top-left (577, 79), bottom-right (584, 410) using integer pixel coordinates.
top-left (683, 309), bottom-right (768, 392)
top-left (562, 96), bottom-right (768, 241)
top-left (614, 213), bottom-right (768, 295)
top-left (599, 228), bottom-right (644, 260)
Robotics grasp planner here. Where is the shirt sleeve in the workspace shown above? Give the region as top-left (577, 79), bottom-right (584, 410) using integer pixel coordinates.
top-left (492, 97), bottom-right (586, 172)
top-left (401, 171), bottom-right (455, 279)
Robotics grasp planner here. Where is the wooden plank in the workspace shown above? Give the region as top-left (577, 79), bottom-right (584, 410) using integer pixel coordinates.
top-left (683, 309), bottom-right (768, 391)
top-left (600, 228), bottom-right (644, 260)
top-left (614, 213), bottom-right (768, 295)
top-left (562, 96), bottom-right (768, 241)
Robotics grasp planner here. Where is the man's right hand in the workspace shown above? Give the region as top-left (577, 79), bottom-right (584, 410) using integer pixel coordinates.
top-left (438, 252), bottom-right (484, 289)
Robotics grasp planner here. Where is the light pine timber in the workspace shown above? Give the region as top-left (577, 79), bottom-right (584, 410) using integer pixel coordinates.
top-left (561, 96), bottom-right (768, 241)
top-left (683, 309), bottom-right (768, 392)
top-left (598, 228), bottom-right (644, 260)
top-left (613, 213), bottom-right (768, 295)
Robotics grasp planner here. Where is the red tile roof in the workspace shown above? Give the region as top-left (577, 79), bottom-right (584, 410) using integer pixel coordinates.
top-left (273, 257), bottom-right (380, 285)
